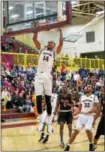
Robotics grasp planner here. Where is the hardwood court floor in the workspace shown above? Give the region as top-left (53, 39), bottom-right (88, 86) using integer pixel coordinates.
top-left (2, 118), bottom-right (104, 151)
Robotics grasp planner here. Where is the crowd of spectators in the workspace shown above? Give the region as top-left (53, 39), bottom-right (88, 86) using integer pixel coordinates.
top-left (1, 37), bottom-right (15, 52)
top-left (1, 63), bottom-right (36, 113)
top-left (1, 62), bottom-right (104, 114)
top-left (1, 36), bottom-right (27, 53)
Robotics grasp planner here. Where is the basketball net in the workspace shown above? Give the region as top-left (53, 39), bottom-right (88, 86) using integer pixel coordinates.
top-left (64, 14), bottom-right (104, 43)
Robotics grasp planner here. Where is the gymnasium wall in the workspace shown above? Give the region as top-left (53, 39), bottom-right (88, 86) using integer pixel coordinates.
top-left (15, 17), bottom-right (104, 57)
top-left (62, 17), bottom-right (104, 56)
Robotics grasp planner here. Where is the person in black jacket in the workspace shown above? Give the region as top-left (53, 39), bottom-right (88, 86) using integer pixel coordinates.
top-left (93, 87), bottom-right (105, 150)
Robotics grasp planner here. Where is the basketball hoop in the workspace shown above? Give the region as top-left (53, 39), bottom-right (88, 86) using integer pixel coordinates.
top-left (63, 33), bottom-right (83, 43)
top-left (64, 14), bottom-right (104, 43)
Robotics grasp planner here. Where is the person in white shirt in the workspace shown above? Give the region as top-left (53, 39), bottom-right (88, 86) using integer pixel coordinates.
top-left (66, 70), bottom-right (72, 81)
top-left (56, 77), bottom-right (61, 87)
top-left (73, 72), bottom-right (80, 81)
top-left (73, 72), bottom-right (80, 86)
top-left (2, 87), bottom-right (11, 108)
top-left (64, 84), bottom-right (99, 151)
top-left (33, 29), bottom-right (63, 133)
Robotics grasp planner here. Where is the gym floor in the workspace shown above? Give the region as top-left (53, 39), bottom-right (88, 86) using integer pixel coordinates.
top-left (2, 118), bottom-right (104, 151)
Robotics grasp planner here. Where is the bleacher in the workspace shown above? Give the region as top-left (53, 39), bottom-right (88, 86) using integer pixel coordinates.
top-left (1, 108), bottom-right (37, 129)
top-left (1, 36), bottom-right (38, 54)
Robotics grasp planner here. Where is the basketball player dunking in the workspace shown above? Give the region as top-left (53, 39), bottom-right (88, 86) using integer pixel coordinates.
top-left (64, 84), bottom-right (99, 151)
top-left (33, 29), bottom-right (63, 133)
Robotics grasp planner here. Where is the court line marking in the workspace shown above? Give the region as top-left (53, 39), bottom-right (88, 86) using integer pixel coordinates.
top-left (35, 137), bottom-right (104, 151)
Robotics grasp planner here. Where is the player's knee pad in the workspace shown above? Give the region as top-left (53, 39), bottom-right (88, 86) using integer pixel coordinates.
top-left (36, 95), bottom-right (42, 114)
top-left (45, 95), bottom-right (52, 115)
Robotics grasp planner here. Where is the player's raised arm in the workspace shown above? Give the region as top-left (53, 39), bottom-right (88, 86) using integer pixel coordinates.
top-left (33, 32), bottom-right (41, 50)
top-left (56, 29), bottom-right (63, 54)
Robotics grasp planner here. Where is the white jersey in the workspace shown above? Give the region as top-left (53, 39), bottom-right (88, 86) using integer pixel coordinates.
top-left (80, 94), bottom-right (99, 115)
top-left (37, 49), bottom-right (55, 73)
top-left (51, 93), bottom-right (58, 113)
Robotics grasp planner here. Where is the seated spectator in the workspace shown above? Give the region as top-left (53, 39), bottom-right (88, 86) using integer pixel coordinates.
top-left (26, 63), bottom-right (33, 73)
top-left (66, 70), bottom-right (72, 82)
top-left (98, 68), bottom-right (104, 78)
top-left (23, 95), bottom-right (33, 113)
top-left (56, 77), bottom-right (61, 87)
top-left (73, 71), bottom-right (80, 86)
top-left (6, 37), bottom-right (15, 49)
top-left (17, 93), bottom-right (25, 113)
top-left (17, 47), bottom-right (23, 53)
top-left (2, 87), bottom-right (11, 110)
top-left (78, 66), bottom-right (87, 79)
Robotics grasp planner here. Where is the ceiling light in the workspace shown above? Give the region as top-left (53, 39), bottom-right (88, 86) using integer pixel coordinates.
top-left (11, 14), bottom-right (19, 18)
top-left (26, 11), bottom-right (33, 15)
top-left (9, 6), bottom-right (13, 10)
top-left (71, 1), bottom-right (78, 5)
top-left (96, 10), bottom-right (104, 15)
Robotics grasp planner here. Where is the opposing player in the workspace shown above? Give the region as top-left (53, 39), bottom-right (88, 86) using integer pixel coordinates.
top-left (64, 84), bottom-right (99, 151)
top-left (54, 83), bottom-right (73, 148)
top-left (33, 29), bottom-right (63, 133)
top-left (38, 87), bottom-right (58, 143)
top-left (93, 86), bottom-right (105, 150)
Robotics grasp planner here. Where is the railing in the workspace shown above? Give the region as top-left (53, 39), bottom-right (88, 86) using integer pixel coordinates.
top-left (1, 52), bottom-right (104, 70)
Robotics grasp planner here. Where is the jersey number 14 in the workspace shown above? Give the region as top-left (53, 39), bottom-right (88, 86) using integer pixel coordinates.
top-left (43, 56), bottom-right (49, 62)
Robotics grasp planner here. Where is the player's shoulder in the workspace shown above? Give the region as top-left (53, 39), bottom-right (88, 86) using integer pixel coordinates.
top-left (90, 94), bottom-right (97, 99)
top-left (39, 47), bottom-right (47, 54)
top-left (81, 94), bottom-right (86, 98)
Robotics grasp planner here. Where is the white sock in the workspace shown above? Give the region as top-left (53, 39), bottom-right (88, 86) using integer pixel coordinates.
top-left (47, 115), bottom-right (52, 125)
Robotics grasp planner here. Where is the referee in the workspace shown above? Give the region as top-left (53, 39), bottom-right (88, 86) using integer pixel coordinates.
top-left (93, 86), bottom-right (105, 150)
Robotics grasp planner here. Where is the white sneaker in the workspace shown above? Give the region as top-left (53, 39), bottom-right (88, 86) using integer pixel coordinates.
top-left (37, 123), bottom-right (44, 132)
top-left (48, 124), bottom-right (54, 134)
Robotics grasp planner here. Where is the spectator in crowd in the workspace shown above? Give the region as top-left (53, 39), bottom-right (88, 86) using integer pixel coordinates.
top-left (6, 37), bottom-right (15, 49)
top-left (73, 71), bottom-right (80, 86)
top-left (78, 66), bottom-right (87, 79)
top-left (17, 47), bottom-right (23, 53)
top-left (1, 87), bottom-right (11, 110)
